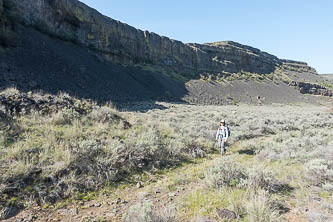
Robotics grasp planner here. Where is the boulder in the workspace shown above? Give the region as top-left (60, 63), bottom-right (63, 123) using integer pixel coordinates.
top-left (216, 208), bottom-right (237, 221)
top-left (1, 206), bottom-right (20, 220)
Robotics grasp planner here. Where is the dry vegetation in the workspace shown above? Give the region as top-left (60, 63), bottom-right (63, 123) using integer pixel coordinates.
top-left (0, 89), bottom-right (210, 219)
top-left (123, 103), bottom-right (333, 221)
top-left (1, 88), bottom-right (333, 221)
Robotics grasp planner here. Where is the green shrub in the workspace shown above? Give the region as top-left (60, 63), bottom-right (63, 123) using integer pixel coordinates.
top-left (50, 108), bottom-right (80, 125)
top-left (205, 157), bottom-right (247, 188)
top-left (242, 166), bottom-right (287, 193)
top-left (124, 201), bottom-right (176, 222)
top-left (305, 158), bottom-right (333, 186)
top-left (205, 159), bottom-right (288, 193)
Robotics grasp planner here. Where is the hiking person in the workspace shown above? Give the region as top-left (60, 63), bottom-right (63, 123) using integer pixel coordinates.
top-left (216, 119), bottom-right (230, 156)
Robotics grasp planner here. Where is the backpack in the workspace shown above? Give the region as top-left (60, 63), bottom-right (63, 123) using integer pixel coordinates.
top-left (227, 126), bottom-right (231, 137)
top-left (218, 126), bottom-right (231, 137)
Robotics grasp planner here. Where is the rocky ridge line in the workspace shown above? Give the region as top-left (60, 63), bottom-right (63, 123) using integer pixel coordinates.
top-left (9, 0), bottom-right (317, 78)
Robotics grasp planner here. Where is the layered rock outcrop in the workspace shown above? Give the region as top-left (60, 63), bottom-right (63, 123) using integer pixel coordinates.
top-left (281, 59), bottom-right (317, 75)
top-left (10, 0), bottom-right (317, 78)
top-left (190, 41), bottom-right (280, 74)
top-left (289, 81), bottom-right (333, 96)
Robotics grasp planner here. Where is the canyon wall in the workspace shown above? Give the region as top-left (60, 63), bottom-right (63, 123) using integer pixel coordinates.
top-left (10, 0), bottom-right (317, 78)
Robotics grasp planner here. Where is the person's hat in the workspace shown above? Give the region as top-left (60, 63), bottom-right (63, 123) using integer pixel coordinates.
top-left (220, 119), bottom-right (225, 123)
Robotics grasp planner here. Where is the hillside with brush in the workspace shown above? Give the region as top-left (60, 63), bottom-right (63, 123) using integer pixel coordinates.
top-left (0, 0), bottom-right (332, 105)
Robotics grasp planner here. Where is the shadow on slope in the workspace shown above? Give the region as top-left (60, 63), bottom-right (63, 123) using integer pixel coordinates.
top-left (0, 25), bottom-right (188, 111)
top-left (1, 25), bottom-right (328, 110)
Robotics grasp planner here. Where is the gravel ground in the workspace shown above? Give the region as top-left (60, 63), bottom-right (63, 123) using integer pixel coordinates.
top-left (184, 79), bottom-right (331, 105)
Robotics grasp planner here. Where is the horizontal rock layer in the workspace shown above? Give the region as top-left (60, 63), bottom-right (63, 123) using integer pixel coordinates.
top-left (281, 59), bottom-right (317, 75)
top-left (10, 0), bottom-right (317, 78)
top-left (289, 81), bottom-right (333, 96)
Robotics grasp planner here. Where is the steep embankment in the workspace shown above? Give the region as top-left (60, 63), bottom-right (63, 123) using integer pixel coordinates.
top-left (0, 0), bottom-right (330, 104)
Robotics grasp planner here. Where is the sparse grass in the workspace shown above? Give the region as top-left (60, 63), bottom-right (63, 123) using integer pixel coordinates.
top-left (124, 201), bottom-right (176, 222)
top-left (180, 188), bottom-right (229, 219)
top-left (322, 82), bottom-right (333, 90)
top-left (200, 71), bottom-right (273, 83)
top-left (205, 156), bottom-right (247, 188)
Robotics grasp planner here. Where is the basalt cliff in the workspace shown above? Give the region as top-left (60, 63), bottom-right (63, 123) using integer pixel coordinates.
top-left (9, 0), bottom-right (317, 76)
top-left (0, 0), bottom-right (330, 104)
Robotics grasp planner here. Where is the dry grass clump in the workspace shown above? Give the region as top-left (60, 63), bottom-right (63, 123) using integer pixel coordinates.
top-left (205, 158), bottom-right (289, 193)
top-left (305, 158), bottom-right (333, 187)
top-left (245, 190), bottom-right (281, 222)
top-left (205, 157), bottom-right (247, 188)
top-left (244, 166), bottom-right (291, 193)
top-left (124, 201), bottom-right (176, 222)
top-left (182, 185), bottom-right (283, 220)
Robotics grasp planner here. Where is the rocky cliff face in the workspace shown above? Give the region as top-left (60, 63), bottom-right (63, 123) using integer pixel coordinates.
top-left (12, 0), bottom-right (198, 77)
top-left (281, 59), bottom-right (317, 75)
top-left (0, 0), bottom-right (4, 25)
top-left (10, 0), bottom-right (317, 78)
top-left (0, 0), bottom-right (3, 16)
top-left (189, 41), bottom-right (280, 74)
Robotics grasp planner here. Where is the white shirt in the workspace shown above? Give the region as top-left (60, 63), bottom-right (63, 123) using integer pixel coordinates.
top-left (216, 126), bottom-right (229, 140)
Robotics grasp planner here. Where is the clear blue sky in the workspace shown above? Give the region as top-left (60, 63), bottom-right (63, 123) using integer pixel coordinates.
top-left (80, 0), bottom-right (332, 74)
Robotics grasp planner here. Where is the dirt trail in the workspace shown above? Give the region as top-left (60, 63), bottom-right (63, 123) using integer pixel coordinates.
top-left (6, 149), bottom-right (228, 222)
